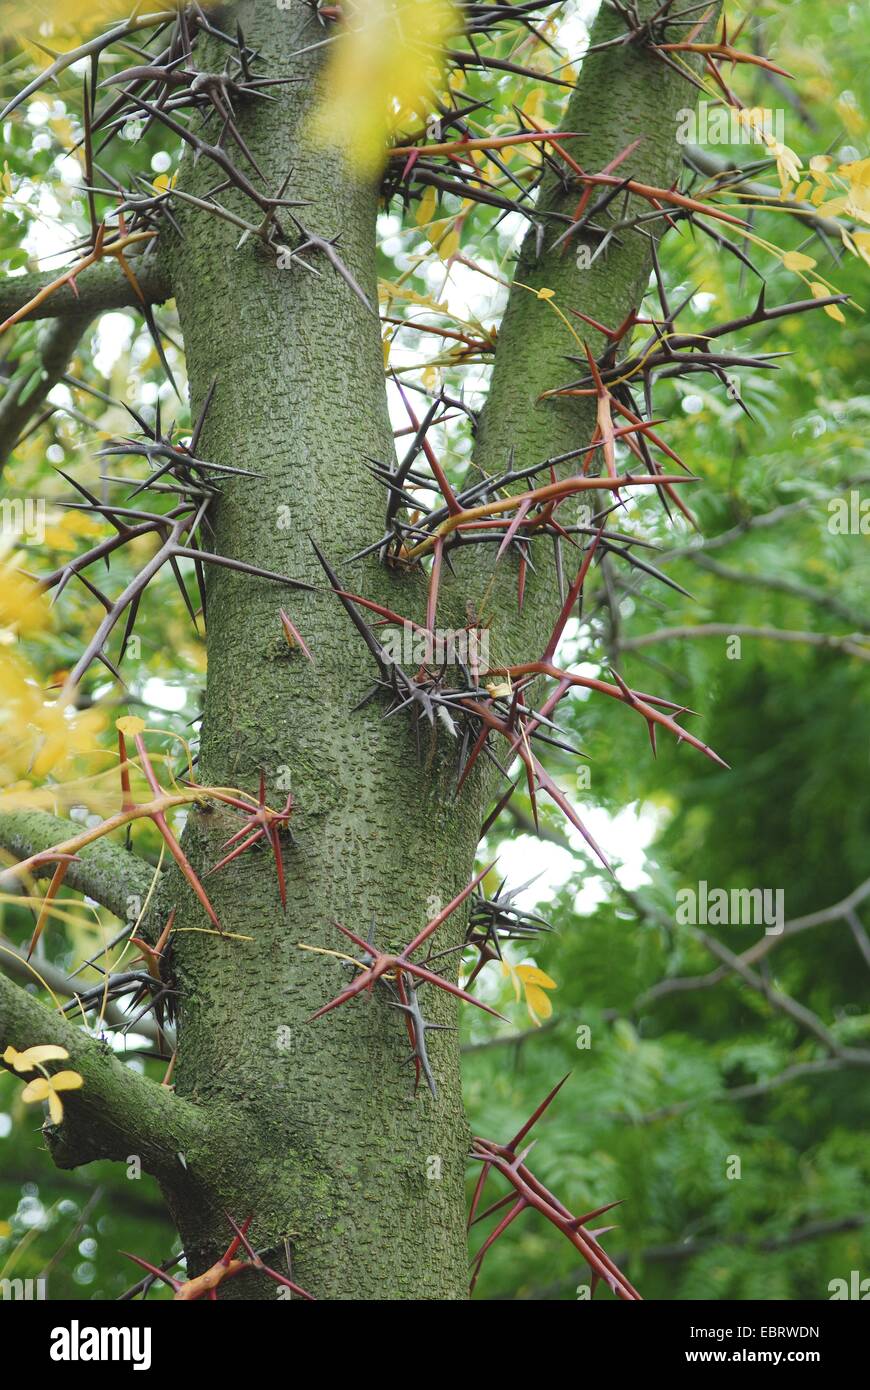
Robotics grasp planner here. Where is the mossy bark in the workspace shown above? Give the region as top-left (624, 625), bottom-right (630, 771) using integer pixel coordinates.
top-left (161, 0), bottom-right (475, 1300)
top-left (464, 1), bottom-right (718, 663)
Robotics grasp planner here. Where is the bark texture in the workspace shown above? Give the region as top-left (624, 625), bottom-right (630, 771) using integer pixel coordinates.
top-left (161, 0), bottom-right (477, 1299)
top-left (466, 0), bottom-right (716, 662)
top-left (0, 258), bottom-right (170, 323)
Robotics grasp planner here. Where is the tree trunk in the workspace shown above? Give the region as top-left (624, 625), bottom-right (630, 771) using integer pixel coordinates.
top-left (155, 0), bottom-right (713, 1300)
top-left (161, 0), bottom-right (479, 1299)
top-left (0, 0), bottom-right (717, 1302)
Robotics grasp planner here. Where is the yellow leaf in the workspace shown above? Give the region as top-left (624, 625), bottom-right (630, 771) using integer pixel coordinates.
top-left (480, 866), bottom-right (501, 898)
top-left (525, 985), bottom-right (554, 1023)
top-left (5, 0), bottom-right (134, 33)
top-left (515, 964), bottom-right (557, 990)
top-left (19, 1068), bottom-right (83, 1126)
top-left (415, 186), bottom-right (437, 227)
top-left (768, 139), bottom-right (802, 190)
top-left (835, 160), bottom-right (870, 224)
top-left (3, 1044), bottom-right (69, 1072)
top-left (835, 96), bottom-right (864, 136)
top-left (853, 232), bottom-right (870, 268)
top-left (809, 282), bottom-right (845, 322)
top-left (50, 1070), bottom-right (84, 1093)
top-left (839, 156), bottom-right (870, 188)
top-left (0, 562), bottom-right (50, 636)
top-left (501, 959), bottom-right (557, 1025)
top-left (536, 287), bottom-right (556, 300)
top-left (378, 279), bottom-right (447, 314)
top-left (116, 715), bottom-right (146, 736)
top-left (436, 225), bottom-right (460, 262)
top-left (49, 115), bottom-right (74, 149)
top-left (20, 1077), bottom-right (51, 1104)
top-left (310, 0), bottom-right (459, 175)
top-left (782, 251), bottom-right (816, 272)
top-left (521, 89), bottom-right (545, 124)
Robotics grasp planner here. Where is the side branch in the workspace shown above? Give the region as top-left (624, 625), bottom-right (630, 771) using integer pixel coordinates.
top-left (0, 934), bottom-right (167, 1045)
top-left (0, 258), bottom-right (171, 326)
top-left (0, 971), bottom-right (205, 1174)
top-left (474, 0), bottom-right (722, 483)
top-left (0, 808), bottom-right (159, 919)
top-left (619, 623), bottom-right (870, 662)
top-left (0, 314), bottom-right (93, 474)
top-left (460, 0), bottom-right (721, 663)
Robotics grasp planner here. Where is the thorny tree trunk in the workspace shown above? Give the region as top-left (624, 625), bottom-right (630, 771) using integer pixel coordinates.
top-left (162, 0), bottom-right (477, 1300)
top-left (154, 0), bottom-right (712, 1299)
top-left (0, 0), bottom-right (715, 1301)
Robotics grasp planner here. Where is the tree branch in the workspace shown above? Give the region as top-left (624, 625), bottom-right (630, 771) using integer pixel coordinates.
top-left (638, 876), bottom-right (870, 1004)
top-left (460, 0), bottom-right (721, 663)
top-left (0, 970), bottom-right (205, 1175)
top-left (0, 257), bottom-right (171, 326)
top-left (466, 878), bottom-right (870, 1061)
top-left (515, 1213), bottom-right (870, 1295)
top-left (473, 2), bottom-right (720, 472)
top-left (684, 145), bottom-right (845, 244)
top-left (688, 926), bottom-right (870, 1063)
top-left (687, 552), bottom-right (869, 629)
top-left (497, 802), bottom-right (573, 850)
top-left (618, 623), bottom-right (870, 661)
top-left (622, 1057), bottom-right (854, 1124)
top-left (0, 314), bottom-right (94, 474)
top-left (847, 909), bottom-right (870, 971)
top-left (0, 808), bottom-right (159, 919)
top-left (657, 473), bottom-right (870, 565)
top-left (0, 933), bottom-right (169, 1046)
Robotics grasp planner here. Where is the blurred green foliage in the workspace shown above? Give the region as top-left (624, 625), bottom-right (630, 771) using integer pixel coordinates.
top-left (1, 0), bottom-right (868, 1300)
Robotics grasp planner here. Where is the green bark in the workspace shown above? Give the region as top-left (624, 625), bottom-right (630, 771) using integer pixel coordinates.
top-left (0, 315), bottom-right (92, 474)
top-left (0, 808), bottom-right (158, 919)
top-left (161, 0), bottom-right (475, 1300)
top-left (0, 969), bottom-right (212, 1179)
top-left (0, 258), bottom-right (170, 323)
top-left (466, 0), bottom-right (720, 663)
